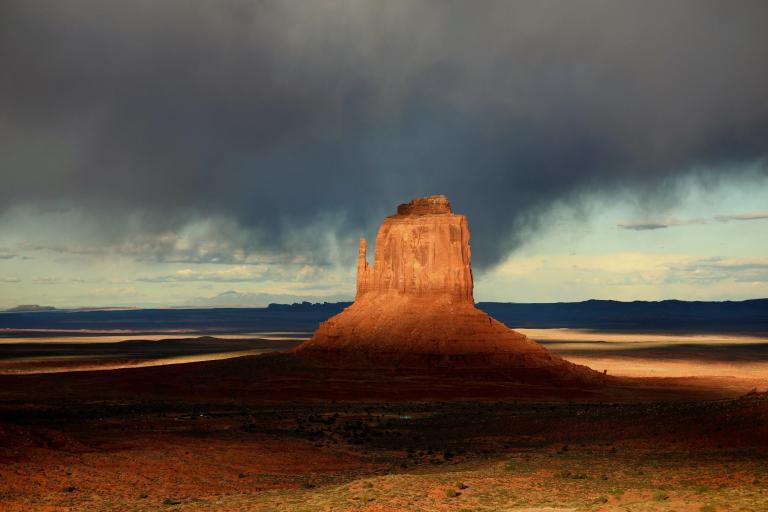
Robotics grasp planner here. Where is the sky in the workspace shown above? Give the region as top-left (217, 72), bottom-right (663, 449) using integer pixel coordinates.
top-left (1, 1), bottom-right (767, 308)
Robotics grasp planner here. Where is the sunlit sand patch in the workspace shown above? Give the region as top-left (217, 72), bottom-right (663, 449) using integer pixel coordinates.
top-left (0, 348), bottom-right (279, 375)
top-left (0, 333), bottom-right (310, 374)
top-left (563, 355), bottom-right (768, 380)
top-left (515, 329), bottom-right (768, 358)
top-left (516, 328), bottom-right (768, 346)
top-left (2, 327), bottom-right (767, 384)
top-left (516, 328), bottom-right (768, 387)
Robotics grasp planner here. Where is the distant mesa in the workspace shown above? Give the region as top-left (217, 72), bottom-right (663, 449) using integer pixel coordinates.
top-left (295, 195), bottom-right (599, 380)
top-left (4, 304), bottom-right (56, 313)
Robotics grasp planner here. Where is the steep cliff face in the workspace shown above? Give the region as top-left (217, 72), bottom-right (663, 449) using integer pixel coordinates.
top-left (296, 196), bottom-right (598, 378)
top-left (356, 195), bottom-right (472, 302)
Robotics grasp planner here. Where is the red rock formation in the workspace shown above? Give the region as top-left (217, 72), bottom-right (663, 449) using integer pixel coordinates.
top-left (355, 195), bottom-right (472, 301)
top-left (296, 195), bottom-right (598, 378)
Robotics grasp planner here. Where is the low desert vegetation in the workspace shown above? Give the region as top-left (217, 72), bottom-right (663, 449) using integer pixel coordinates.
top-left (2, 399), bottom-right (766, 511)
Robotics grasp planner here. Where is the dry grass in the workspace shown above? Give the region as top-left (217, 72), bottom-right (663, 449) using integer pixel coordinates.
top-left (56, 448), bottom-right (765, 512)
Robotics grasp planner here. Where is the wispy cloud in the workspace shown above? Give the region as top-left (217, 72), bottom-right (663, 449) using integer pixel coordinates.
top-left (16, 218), bottom-right (273, 266)
top-left (667, 257), bottom-right (768, 284)
top-left (31, 276), bottom-right (62, 285)
top-left (184, 289), bottom-right (351, 308)
top-left (618, 211), bottom-right (768, 230)
top-left (0, 248), bottom-right (33, 260)
top-left (11, 215), bottom-right (349, 267)
top-left (88, 286), bottom-right (141, 298)
top-left (137, 265), bottom-right (269, 283)
top-left (713, 212), bottom-right (768, 222)
top-left (478, 251), bottom-right (768, 302)
top-left (617, 219), bottom-right (707, 230)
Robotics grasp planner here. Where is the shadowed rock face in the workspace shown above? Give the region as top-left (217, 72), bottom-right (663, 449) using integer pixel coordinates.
top-left (297, 196), bottom-right (598, 377)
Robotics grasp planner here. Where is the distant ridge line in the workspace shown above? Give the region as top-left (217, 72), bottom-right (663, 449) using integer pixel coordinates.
top-left (1, 298), bottom-right (766, 334)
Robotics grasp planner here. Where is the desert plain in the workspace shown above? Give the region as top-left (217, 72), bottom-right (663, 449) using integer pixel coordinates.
top-left (0, 326), bottom-right (766, 512)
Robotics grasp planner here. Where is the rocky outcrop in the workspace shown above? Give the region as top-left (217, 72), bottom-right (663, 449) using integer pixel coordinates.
top-left (296, 195), bottom-right (600, 380)
top-left (355, 195), bottom-right (472, 301)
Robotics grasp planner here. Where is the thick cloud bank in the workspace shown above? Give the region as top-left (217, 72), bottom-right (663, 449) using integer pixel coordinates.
top-left (1, 1), bottom-right (767, 267)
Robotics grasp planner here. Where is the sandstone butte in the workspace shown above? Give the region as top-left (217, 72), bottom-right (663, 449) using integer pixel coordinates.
top-left (296, 195), bottom-right (599, 380)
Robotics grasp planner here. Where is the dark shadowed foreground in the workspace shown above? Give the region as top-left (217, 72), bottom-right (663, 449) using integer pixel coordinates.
top-left (0, 352), bottom-right (766, 511)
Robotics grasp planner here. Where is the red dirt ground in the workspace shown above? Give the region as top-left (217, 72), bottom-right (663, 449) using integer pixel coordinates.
top-left (1, 353), bottom-right (766, 511)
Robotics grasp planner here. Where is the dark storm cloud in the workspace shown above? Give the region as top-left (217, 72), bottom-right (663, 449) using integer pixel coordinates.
top-left (1, 0), bottom-right (767, 268)
top-left (618, 211), bottom-right (768, 230)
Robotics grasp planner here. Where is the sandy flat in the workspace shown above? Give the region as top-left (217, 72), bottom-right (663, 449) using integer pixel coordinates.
top-left (1, 328), bottom-right (766, 390)
top-left (515, 328), bottom-right (768, 389)
top-left (516, 328), bottom-right (768, 346)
